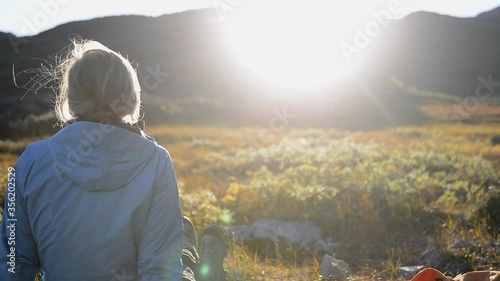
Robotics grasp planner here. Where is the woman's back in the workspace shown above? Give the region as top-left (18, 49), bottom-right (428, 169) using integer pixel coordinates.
top-left (0, 40), bottom-right (184, 281)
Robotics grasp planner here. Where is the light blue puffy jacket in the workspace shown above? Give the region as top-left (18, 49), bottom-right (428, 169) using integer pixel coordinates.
top-left (0, 121), bottom-right (184, 281)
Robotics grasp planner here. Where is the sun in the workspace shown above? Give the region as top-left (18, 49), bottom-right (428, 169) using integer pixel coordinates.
top-left (221, 0), bottom-right (353, 91)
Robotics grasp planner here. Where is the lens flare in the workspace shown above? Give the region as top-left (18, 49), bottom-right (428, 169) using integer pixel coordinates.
top-left (222, 0), bottom-right (353, 91)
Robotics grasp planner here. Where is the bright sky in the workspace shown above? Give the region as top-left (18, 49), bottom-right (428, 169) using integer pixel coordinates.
top-left (1, 0), bottom-right (499, 36)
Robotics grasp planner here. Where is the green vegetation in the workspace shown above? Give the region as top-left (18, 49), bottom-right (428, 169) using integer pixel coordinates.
top-left (1, 123), bottom-right (499, 280)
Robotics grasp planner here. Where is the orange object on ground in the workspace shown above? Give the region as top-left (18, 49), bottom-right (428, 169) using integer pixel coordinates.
top-left (411, 268), bottom-right (500, 281)
top-left (411, 268), bottom-right (454, 281)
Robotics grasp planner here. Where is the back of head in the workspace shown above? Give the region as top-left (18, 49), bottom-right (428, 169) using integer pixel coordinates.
top-left (55, 40), bottom-right (141, 125)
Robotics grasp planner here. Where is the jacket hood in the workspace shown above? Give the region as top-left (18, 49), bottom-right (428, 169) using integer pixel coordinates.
top-left (49, 121), bottom-right (159, 191)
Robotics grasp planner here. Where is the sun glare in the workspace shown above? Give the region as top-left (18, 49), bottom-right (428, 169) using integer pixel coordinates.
top-left (222, 0), bottom-right (353, 91)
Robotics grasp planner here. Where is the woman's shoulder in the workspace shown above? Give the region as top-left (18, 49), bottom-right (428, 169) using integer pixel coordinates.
top-left (152, 143), bottom-right (173, 163)
top-left (20, 139), bottom-right (50, 158)
top-left (14, 139), bottom-right (51, 174)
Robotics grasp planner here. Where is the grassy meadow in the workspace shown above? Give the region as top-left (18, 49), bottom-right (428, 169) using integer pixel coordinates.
top-left (150, 123), bottom-right (500, 280)
top-left (0, 104), bottom-right (499, 280)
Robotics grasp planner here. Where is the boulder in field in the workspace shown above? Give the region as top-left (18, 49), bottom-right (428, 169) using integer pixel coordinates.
top-left (226, 219), bottom-right (342, 260)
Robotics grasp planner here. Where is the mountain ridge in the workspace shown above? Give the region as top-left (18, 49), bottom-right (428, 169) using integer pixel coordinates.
top-left (477, 6), bottom-right (500, 19)
top-left (0, 7), bottom-right (499, 135)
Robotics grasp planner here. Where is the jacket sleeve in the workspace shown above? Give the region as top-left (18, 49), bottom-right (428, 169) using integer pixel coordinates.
top-left (0, 160), bottom-right (41, 280)
top-left (137, 149), bottom-right (184, 281)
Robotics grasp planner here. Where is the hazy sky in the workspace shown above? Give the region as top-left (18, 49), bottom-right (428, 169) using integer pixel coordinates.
top-left (1, 0), bottom-right (500, 36)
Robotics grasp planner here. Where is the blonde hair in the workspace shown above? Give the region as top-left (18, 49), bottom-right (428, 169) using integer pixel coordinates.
top-left (54, 40), bottom-right (141, 125)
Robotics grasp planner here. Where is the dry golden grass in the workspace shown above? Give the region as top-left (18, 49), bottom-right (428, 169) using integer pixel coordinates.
top-left (420, 103), bottom-right (500, 123)
top-left (1, 122), bottom-right (499, 281)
